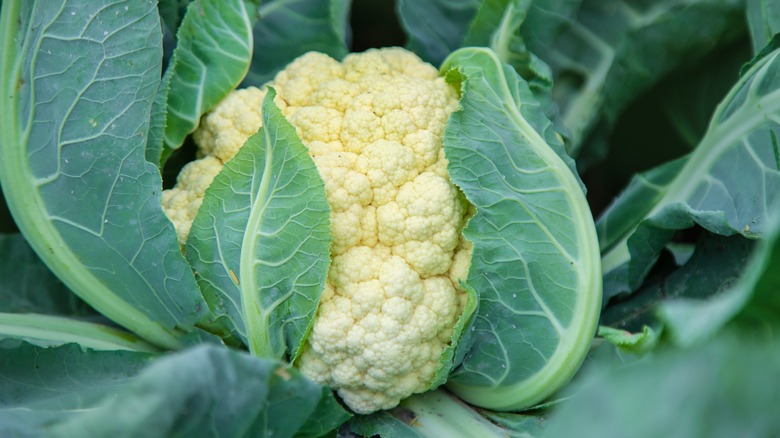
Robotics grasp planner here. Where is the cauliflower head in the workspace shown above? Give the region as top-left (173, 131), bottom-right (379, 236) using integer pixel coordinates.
top-left (162, 47), bottom-right (472, 414)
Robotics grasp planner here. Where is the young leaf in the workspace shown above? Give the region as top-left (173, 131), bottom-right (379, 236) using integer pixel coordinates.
top-left (186, 89), bottom-right (330, 361)
top-left (242, 0), bottom-right (351, 87)
top-left (158, 0), bottom-right (253, 159)
top-left (0, 343), bottom-right (350, 437)
top-left (441, 47), bottom-right (602, 411)
top-left (600, 43), bottom-right (780, 298)
top-left (0, 0), bottom-right (207, 349)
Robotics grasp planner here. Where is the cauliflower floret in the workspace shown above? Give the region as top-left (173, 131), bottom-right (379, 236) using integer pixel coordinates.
top-left (193, 87), bottom-right (267, 161)
top-left (161, 156), bottom-right (223, 246)
top-left (162, 48), bottom-right (472, 414)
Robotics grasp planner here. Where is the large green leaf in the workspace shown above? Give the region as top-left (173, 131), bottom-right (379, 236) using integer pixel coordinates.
top-left (601, 233), bottom-right (755, 332)
top-left (241, 0), bottom-right (350, 87)
top-left (0, 234), bottom-right (89, 316)
top-left (0, 234), bottom-right (153, 352)
top-left (396, 0), bottom-right (480, 66)
top-left (464, 0), bottom-right (577, 81)
top-left (0, 342), bottom-right (349, 437)
top-left (0, 0), bottom-right (207, 349)
top-left (542, 333), bottom-right (780, 438)
top-left (186, 89), bottom-right (330, 360)
top-left (156, 0), bottom-right (254, 160)
top-left (748, 0), bottom-right (780, 55)
top-left (396, 0), bottom-right (578, 71)
top-left (440, 47), bottom-right (601, 411)
top-left (549, 0), bottom-right (745, 162)
top-left (661, 213), bottom-right (780, 346)
top-left (599, 42), bottom-right (780, 299)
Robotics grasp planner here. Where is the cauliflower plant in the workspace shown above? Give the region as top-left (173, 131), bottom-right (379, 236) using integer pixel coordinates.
top-left (162, 48), bottom-right (472, 414)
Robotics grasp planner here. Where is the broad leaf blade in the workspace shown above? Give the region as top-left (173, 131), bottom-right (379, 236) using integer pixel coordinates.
top-left (747, 0), bottom-right (780, 55)
top-left (242, 0), bottom-right (350, 87)
top-left (597, 157), bottom-right (687, 253)
top-left (187, 89), bottom-right (330, 360)
top-left (441, 48), bottom-right (601, 411)
top-left (600, 44), bottom-right (780, 298)
top-left (548, 0), bottom-right (745, 162)
top-left (396, 0), bottom-right (480, 66)
top-left (661, 213), bottom-right (780, 346)
top-left (0, 342), bottom-right (349, 437)
top-left (601, 233), bottom-right (755, 332)
top-left (0, 0), bottom-right (207, 349)
top-left (542, 334), bottom-right (780, 438)
top-left (0, 234), bottom-right (90, 316)
top-left (160, 0), bottom-right (253, 156)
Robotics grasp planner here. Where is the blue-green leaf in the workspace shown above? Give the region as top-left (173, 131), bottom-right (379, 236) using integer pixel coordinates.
top-left (441, 47), bottom-right (601, 411)
top-left (549, 0), bottom-right (745, 162)
top-left (187, 89), bottom-right (330, 360)
top-left (542, 333), bottom-right (780, 438)
top-left (661, 212), bottom-right (780, 346)
top-left (0, 234), bottom-right (90, 316)
top-left (242, 0), bottom-right (350, 87)
top-left (0, 0), bottom-right (208, 349)
top-left (0, 342), bottom-right (349, 437)
top-left (747, 0), bottom-right (780, 55)
top-left (159, 0), bottom-right (253, 158)
top-left (396, 0), bottom-right (480, 66)
top-left (600, 43), bottom-right (780, 298)
top-left (0, 313), bottom-right (156, 352)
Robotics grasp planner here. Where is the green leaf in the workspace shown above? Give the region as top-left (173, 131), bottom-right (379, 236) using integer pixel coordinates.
top-left (440, 47), bottom-right (602, 411)
top-left (348, 389), bottom-right (512, 438)
top-left (464, 0), bottom-right (574, 78)
top-left (159, 0), bottom-right (253, 157)
top-left (242, 0), bottom-right (351, 87)
top-left (600, 43), bottom-right (780, 298)
top-left (548, 0), bottom-right (746, 162)
top-left (0, 313), bottom-right (157, 352)
top-left (661, 41), bottom-right (749, 150)
top-left (430, 282), bottom-right (478, 388)
top-left (0, 342), bottom-right (349, 437)
top-left (597, 325), bottom-right (658, 355)
top-left (661, 213), bottom-right (780, 346)
top-left (145, 64), bottom-right (173, 166)
top-left (463, 0), bottom-right (556, 111)
top-left (0, 342), bottom-right (153, 436)
top-left (296, 387), bottom-right (353, 438)
top-left (0, 0), bottom-right (207, 349)
top-left (542, 333), bottom-right (780, 438)
top-left (600, 233), bottom-right (755, 331)
top-left (748, 0), bottom-right (780, 55)
top-left (158, 0), bottom-right (192, 34)
top-left (597, 157), bottom-right (687, 253)
top-left (187, 88), bottom-right (331, 360)
top-left (0, 234), bottom-right (91, 315)
top-left (396, 0), bottom-right (480, 66)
